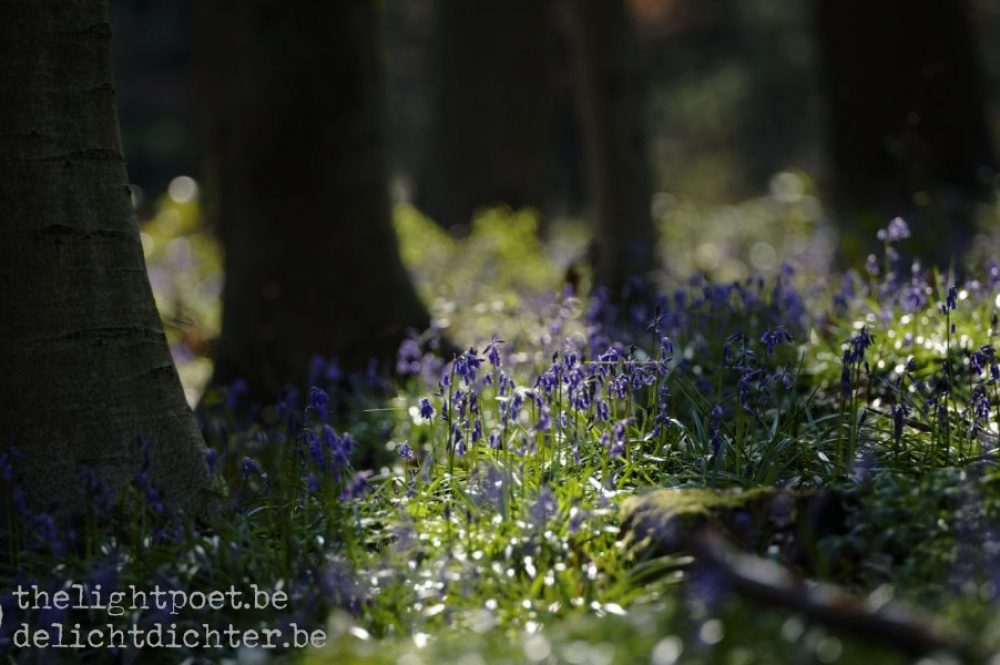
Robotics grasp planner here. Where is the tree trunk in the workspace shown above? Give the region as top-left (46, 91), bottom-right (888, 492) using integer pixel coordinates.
top-left (416, 0), bottom-right (557, 232)
top-left (563, 0), bottom-right (659, 295)
top-left (0, 0), bottom-right (218, 513)
top-left (195, 0), bottom-right (431, 400)
top-left (817, 0), bottom-right (995, 263)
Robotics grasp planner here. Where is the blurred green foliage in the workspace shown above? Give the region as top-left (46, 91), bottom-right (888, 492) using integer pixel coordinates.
top-left (139, 176), bottom-right (221, 403)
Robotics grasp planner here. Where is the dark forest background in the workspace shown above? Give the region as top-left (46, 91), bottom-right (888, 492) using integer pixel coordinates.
top-left (111, 0), bottom-right (1000, 214)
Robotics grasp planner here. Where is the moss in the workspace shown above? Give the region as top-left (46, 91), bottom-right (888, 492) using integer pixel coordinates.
top-left (620, 487), bottom-right (818, 563)
top-left (622, 486), bottom-right (778, 520)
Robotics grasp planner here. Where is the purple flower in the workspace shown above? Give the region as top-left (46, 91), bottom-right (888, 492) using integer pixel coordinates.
top-left (534, 407), bottom-right (551, 432)
top-left (454, 348), bottom-right (483, 386)
top-left (306, 386), bottom-right (330, 422)
top-left (845, 327), bottom-right (875, 363)
top-left (204, 448), bottom-right (218, 476)
top-left (709, 405), bottom-right (724, 456)
top-left (398, 442), bottom-right (414, 460)
top-left (484, 336), bottom-right (504, 368)
top-left (877, 217), bottom-right (910, 242)
top-left (972, 386), bottom-right (991, 425)
top-left (760, 327), bottom-right (793, 356)
top-left (340, 470), bottom-right (373, 500)
top-left (972, 346), bottom-right (995, 376)
top-left (241, 457), bottom-right (265, 482)
top-left (892, 403), bottom-right (909, 446)
top-left (900, 285), bottom-right (927, 312)
top-left (397, 338), bottom-right (423, 375)
top-left (303, 428), bottom-right (322, 468)
top-left (322, 558), bottom-right (367, 614)
top-left (324, 426), bottom-right (352, 472)
top-left (419, 397), bottom-right (435, 421)
top-left (598, 346), bottom-right (623, 364)
top-left (530, 486), bottom-right (558, 527)
top-left (865, 254), bottom-right (880, 276)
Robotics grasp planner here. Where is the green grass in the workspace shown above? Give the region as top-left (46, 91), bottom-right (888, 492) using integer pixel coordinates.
top-left (5, 202), bottom-right (1000, 663)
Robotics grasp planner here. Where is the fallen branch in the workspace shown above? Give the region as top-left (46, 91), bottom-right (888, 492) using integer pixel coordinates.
top-left (689, 528), bottom-right (981, 661)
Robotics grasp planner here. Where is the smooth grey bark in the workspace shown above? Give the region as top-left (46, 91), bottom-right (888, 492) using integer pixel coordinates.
top-left (563, 0), bottom-right (659, 295)
top-left (0, 0), bottom-right (218, 513)
top-left (416, 0), bottom-right (556, 232)
top-left (195, 1), bottom-right (431, 400)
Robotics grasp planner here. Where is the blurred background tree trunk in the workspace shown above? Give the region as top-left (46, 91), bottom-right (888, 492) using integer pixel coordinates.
top-left (195, 0), bottom-right (430, 401)
top-left (817, 0), bottom-right (995, 264)
top-left (416, 0), bottom-right (557, 233)
top-left (564, 0), bottom-right (659, 295)
top-left (0, 0), bottom-right (217, 513)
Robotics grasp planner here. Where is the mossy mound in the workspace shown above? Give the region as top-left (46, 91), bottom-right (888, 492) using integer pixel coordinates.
top-left (620, 487), bottom-right (851, 573)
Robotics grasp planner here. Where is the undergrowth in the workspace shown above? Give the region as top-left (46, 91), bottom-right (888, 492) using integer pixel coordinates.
top-left (5, 214), bottom-right (1000, 663)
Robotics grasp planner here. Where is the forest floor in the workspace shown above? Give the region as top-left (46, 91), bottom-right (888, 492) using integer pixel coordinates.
top-left (5, 191), bottom-right (1000, 663)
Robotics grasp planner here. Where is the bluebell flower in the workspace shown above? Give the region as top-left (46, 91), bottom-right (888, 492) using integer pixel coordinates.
top-left (204, 448), bottom-right (218, 476)
top-left (972, 386), bottom-right (991, 425)
top-left (510, 392), bottom-right (524, 422)
top-left (833, 273), bottom-right (857, 312)
top-left (877, 217), bottom-right (910, 242)
top-left (454, 348), bottom-right (483, 386)
top-left (534, 408), bottom-right (551, 433)
top-left (865, 254), bottom-right (880, 276)
top-left (325, 426), bottom-right (352, 472)
top-left (569, 508), bottom-right (588, 536)
top-left (972, 346), bottom-right (994, 376)
top-left (723, 332), bottom-right (748, 367)
top-left (398, 442), bottom-right (414, 460)
top-left (484, 336), bottom-right (503, 368)
top-left (321, 557), bottom-right (367, 614)
top-left (947, 285), bottom-right (958, 311)
top-left (396, 338), bottom-right (423, 375)
top-left (760, 327), bottom-right (793, 356)
top-left (241, 457), bottom-right (265, 482)
top-left (306, 386), bottom-right (330, 422)
top-left (306, 428), bottom-right (325, 469)
top-left (598, 346), bottom-right (623, 364)
top-left (845, 328), bottom-right (875, 363)
top-left (900, 285), bottom-right (927, 312)
top-left (892, 403), bottom-right (909, 446)
top-left (530, 486), bottom-right (557, 528)
top-left (419, 397), bottom-right (435, 420)
top-left (340, 471), bottom-right (373, 500)
top-left (595, 399), bottom-right (610, 422)
top-left (709, 405), bottom-right (724, 457)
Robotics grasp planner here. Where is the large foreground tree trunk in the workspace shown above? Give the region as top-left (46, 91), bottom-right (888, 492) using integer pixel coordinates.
top-left (0, 0), bottom-right (217, 513)
top-left (195, 1), bottom-right (431, 400)
top-left (416, 0), bottom-right (557, 232)
top-left (817, 0), bottom-right (995, 263)
top-left (564, 0), bottom-right (659, 295)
